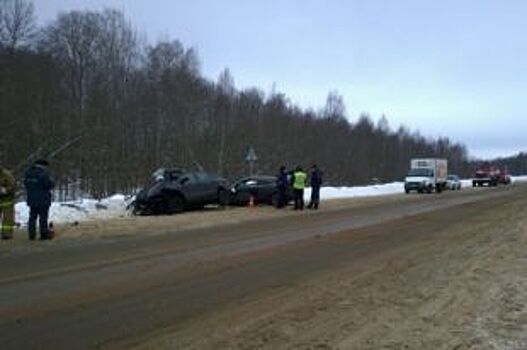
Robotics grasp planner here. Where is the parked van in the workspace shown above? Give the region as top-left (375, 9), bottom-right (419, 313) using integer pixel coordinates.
top-left (404, 159), bottom-right (448, 194)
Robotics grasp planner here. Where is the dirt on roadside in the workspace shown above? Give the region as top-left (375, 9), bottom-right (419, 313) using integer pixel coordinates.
top-left (57, 195), bottom-right (417, 240)
top-left (6, 194), bottom-right (415, 244)
top-left (131, 189), bottom-right (527, 350)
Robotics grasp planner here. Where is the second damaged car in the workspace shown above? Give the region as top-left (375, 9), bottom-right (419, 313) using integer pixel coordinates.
top-left (132, 168), bottom-right (230, 215)
top-left (229, 175), bottom-right (292, 206)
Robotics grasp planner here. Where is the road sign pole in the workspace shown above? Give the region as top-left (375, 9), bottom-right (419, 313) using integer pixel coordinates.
top-left (245, 147), bottom-right (258, 176)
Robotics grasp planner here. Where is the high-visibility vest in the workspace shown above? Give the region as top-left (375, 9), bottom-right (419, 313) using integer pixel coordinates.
top-left (0, 198), bottom-right (15, 236)
top-left (293, 171), bottom-right (307, 190)
top-left (0, 168), bottom-right (16, 198)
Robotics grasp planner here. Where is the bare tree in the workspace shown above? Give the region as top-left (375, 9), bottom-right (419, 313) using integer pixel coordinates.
top-left (0, 0), bottom-right (35, 50)
top-left (215, 68), bottom-right (235, 174)
top-left (323, 90), bottom-right (346, 121)
top-left (39, 10), bottom-right (103, 195)
top-left (1, 6), bottom-right (475, 198)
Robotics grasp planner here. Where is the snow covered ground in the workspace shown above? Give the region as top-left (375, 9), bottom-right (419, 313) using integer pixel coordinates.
top-left (511, 175), bottom-right (527, 183)
top-left (304, 182), bottom-right (405, 200)
top-left (14, 176), bottom-right (527, 226)
top-left (15, 195), bottom-right (132, 227)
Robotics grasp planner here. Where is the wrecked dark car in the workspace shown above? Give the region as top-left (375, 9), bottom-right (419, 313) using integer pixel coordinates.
top-left (229, 175), bottom-right (292, 206)
top-left (132, 168), bottom-right (230, 215)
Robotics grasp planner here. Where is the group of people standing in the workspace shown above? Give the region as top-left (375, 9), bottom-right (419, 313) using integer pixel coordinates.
top-left (1, 159), bottom-right (322, 240)
top-left (276, 164), bottom-right (323, 210)
top-left (0, 159), bottom-right (55, 241)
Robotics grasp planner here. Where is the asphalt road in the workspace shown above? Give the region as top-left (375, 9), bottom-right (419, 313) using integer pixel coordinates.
top-left (0, 185), bottom-right (523, 349)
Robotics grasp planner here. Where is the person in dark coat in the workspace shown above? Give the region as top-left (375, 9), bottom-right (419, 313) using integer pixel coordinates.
top-left (276, 166), bottom-right (289, 208)
top-left (24, 159), bottom-right (55, 240)
top-left (307, 164), bottom-right (323, 210)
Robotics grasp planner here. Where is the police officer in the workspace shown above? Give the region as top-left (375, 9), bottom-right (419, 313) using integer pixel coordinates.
top-left (307, 164), bottom-right (323, 210)
top-left (291, 166), bottom-right (307, 210)
top-left (276, 166), bottom-right (289, 208)
top-left (24, 159), bottom-right (55, 240)
top-left (0, 165), bottom-right (16, 240)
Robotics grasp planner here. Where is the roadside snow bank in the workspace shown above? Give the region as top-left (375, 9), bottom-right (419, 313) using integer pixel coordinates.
top-left (305, 182), bottom-right (404, 200)
top-left (512, 176), bottom-right (527, 183)
top-left (15, 195), bottom-right (131, 227)
top-left (13, 176), bottom-right (527, 225)
top-left (460, 179), bottom-right (473, 188)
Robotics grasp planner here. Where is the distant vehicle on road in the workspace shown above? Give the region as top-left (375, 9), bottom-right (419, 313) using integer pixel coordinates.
top-left (404, 158), bottom-right (448, 194)
top-left (229, 175), bottom-right (292, 206)
top-left (473, 169), bottom-right (497, 187)
top-left (472, 167), bottom-right (510, 187)
top-left (132, 168), bottom-right (229, 215)
top-left (496, 169), bottom-right (512, 185)
top-left (446, 175), bottom-right (462, 190)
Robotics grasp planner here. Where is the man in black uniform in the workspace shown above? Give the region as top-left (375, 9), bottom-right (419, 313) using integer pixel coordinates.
top-left (276, 166), bottom-right (289, 208)
top-left (307, 164), bottom-right (323, 210)
top-left (24, 159), bottom-right (55, 240)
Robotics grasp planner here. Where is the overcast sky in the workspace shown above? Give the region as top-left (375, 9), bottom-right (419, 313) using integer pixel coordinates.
top-left (33, 0), bottom-right (527, 159)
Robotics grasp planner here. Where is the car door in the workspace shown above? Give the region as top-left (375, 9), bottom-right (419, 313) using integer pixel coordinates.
top-left (231, 178), bottom-right (249, 204)
top-left (195, 172), bottom-right (217, 203)
top-left (233, 177), bottom-right (255, 203)
top-left (178, 173), bottom-right (202, 205)
top-left (258, 177), bottom-right (276, 201)
top-left (245, 177), bottom-right (259, 200)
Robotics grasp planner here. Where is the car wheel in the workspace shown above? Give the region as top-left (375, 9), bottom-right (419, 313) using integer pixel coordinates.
top-left (218, 189), bottom-right (230, 206)
top-left (131, 205), bottom-right (142, 216)
top-left (132, 205), bottom-right (152, 216)
top-left (151, 200), bottom-right (165, 215)
top-left (165, 194), bottom-right (185, 214)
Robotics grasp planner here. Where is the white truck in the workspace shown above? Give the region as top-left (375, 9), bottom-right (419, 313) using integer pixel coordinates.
top-left (404, 158), bottom-right (448, 194)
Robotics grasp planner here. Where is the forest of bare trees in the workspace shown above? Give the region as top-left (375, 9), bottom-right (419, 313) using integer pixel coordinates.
top-left (474, 153), bottom-right (527, 176)
top-left (1, 0), bottom-right (478, 199)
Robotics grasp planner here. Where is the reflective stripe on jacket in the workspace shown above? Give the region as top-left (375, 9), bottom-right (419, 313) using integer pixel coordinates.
top-left (1, 225), bottom-right (15, 233)
top-left (0, 168), bottom-right (16, 203)
top-left (0, 200), bottom-right (15, 208)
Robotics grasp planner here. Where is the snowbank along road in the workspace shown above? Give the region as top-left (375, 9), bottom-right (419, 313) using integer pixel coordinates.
top-left (1, 184), bottom-right (527, 349)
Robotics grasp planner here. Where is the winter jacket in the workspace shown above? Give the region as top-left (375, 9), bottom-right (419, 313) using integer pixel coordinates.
top-left (24, 165), bottom-right (54, 207)
top-left (0, 167), bottom-right (16, 205)
top-left (277, 171), bottom-right (289, 190)
top-left (310, 169), bottom-right (323, 188)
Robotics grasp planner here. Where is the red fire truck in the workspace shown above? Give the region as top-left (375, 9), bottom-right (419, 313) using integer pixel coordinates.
top-left (473, 167), bottom-right (511, 187)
